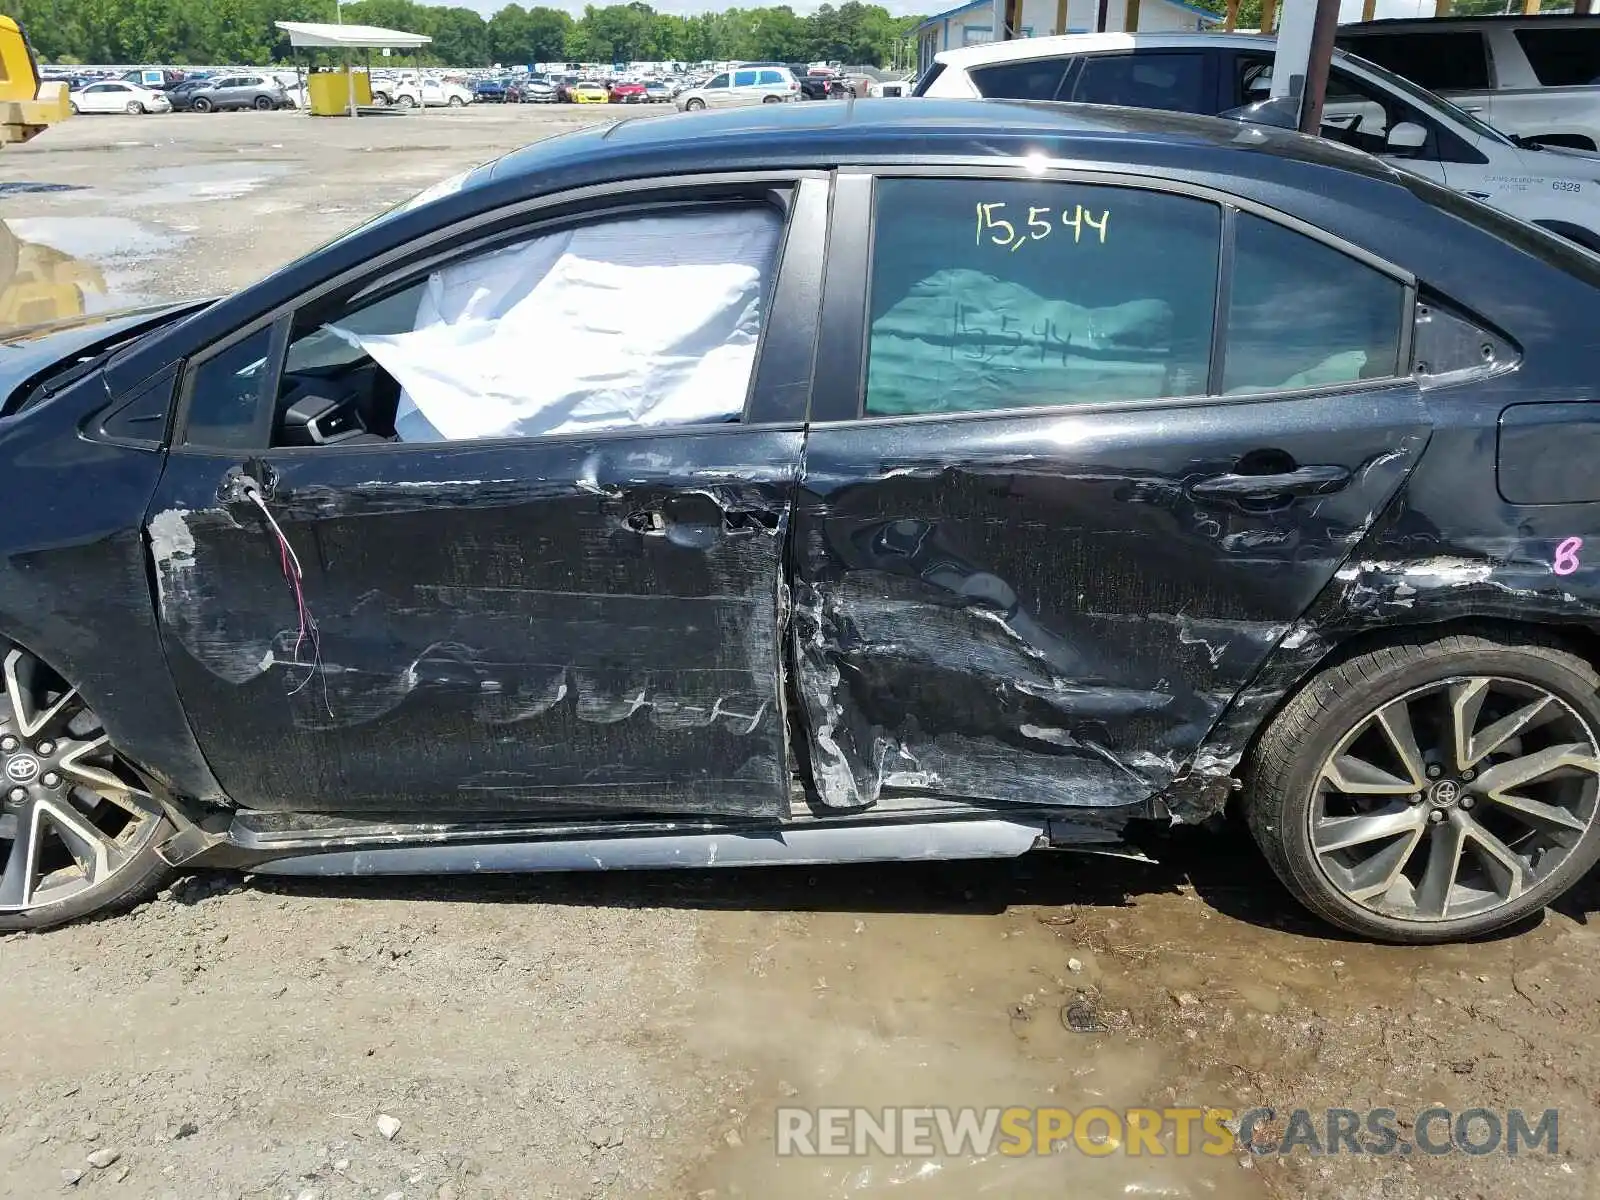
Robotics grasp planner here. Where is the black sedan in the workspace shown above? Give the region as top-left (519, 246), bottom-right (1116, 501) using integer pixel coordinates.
top-left (1, 100), bottom-right (1597, 942)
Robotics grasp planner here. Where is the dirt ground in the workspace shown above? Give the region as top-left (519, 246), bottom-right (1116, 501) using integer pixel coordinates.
top-left (1, 106), bottom-right (1597, 1200)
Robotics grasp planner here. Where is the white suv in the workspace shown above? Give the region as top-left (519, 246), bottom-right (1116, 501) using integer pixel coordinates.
top-left (918, 32), bottom-right (1600, 251)
top-left (1337, 15), bottom-right (1600, 152)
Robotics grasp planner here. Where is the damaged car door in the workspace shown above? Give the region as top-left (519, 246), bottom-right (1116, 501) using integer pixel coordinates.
top-left (143, 180), bottom-right (827, 819)
top-left (792, 171), bottom-right (1428, 814)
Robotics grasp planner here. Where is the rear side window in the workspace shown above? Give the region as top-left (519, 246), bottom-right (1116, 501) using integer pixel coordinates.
top-left (1223, 214), bottom-right (1405, 395)
top-left (184, 325), bottom-right (274, 448)
top-left (864, 178), bottom-right (1220, 416)
top-left (734, 69), bottom-right (757, 86)
top-left (1514, 27), bottom-right (1600, 86)
top-left (758, 70), bottom-right (785, 85)
top-left (1062, 51), bottom-right (1208, 112)
top-left (969, 56), bottom-right (1071, 101)
top-left (1340, 31), bottom-right (1490, 91)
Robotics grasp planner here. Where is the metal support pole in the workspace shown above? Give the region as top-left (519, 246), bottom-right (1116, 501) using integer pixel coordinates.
top-left (1361, 0), bottom-right (1376, 18)
top-left (1299, 0), bottom-right (1342, 136)
top-left (1096, 0), bottom-right (1110, 32)
top-left (345, 52), bottom-right (356, 118)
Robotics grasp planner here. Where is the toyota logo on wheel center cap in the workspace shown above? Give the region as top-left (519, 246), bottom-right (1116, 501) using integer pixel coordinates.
top-left (1429, 779), bottom-right (1461, 807)
top-left (4, 756), bottom-right (40, 784)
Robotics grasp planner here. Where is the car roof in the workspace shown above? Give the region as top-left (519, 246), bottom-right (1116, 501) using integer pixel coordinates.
top-left (933, 30), bottom-right (1272, 67)
top-left (481, 95), bottom-right (1396, 189)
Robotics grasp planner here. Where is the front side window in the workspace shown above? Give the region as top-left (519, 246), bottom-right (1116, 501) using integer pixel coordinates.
top-left (184, 326), bottom-right (274, 448)
top-left (733, 70), bottom-right (758, 87)
top-left (706, 73), bottom-right (728, 89)
top-left (864, 178), bottom-right (1220, 417)
top-left (1515, 27), bottom-right (1600, 87)
top-left (250, 206), bottom-right (785, 448)
top-left (1339, 31), bottom-right (1490, 92)
top-left (1062, 51), bottom-right (1208, 113)
top-left (1223, 214), bottom-right (1404, 395)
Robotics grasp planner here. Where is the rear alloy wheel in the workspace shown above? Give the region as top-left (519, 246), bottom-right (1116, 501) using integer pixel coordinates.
top-left (192, 95), bottom-right (213, 113)
top-left (1246, 634), bottom-right (1600, 942)
top-left (762, 94), bottom-right (782, 104)
top-left (448, 95), bottom-right (465, 107)
top-left (253, 95), bottom-right (273, 110)
top-left (397, 94), bottom-right (416, 109)
top-left (0, 647), bottom-right (172, 930)
top-left (127, 101), bottom-right (144, 115)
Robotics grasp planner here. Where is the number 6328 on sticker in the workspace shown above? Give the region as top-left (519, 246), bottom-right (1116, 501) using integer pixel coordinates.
top-left (976, 201), bottom-right (1111, 251)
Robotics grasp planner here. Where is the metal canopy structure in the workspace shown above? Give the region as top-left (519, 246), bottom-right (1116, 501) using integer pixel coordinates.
top-left (273, 21), bottom-right (432, 117)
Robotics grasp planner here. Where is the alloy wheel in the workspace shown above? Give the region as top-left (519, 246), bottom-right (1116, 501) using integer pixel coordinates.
top-left (0, 649), bottom-right (163, 913)
top-left (1311, 676), bottom-right (1600, 924)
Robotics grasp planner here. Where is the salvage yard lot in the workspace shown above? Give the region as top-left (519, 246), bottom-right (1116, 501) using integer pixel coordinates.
top-left (1, 106), bottom-right (1597, 1200)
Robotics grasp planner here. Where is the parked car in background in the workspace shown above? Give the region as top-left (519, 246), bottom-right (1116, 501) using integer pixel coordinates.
top-left (919, 33), bottom-right (1600, 251)
top-left (522, 75), bottom-right (557, 103)
top-left (473, 77), bottom-right (513, 103)
top-left (119, 68), bottom-right (183, 91)
top-left (567, 80), bottom-right (609, 104)
top-left (387, 77), bottom-right (473, 109)
top-left (185, 74), bottom-right (289, 113)
top-left (675, 66), bottom-right (799, 110)
top-left (8, 101), bottom-right (1600, 943)
top-left (609, 80), bottom-right (648, 104)
top-left (786, 64), bottom-right (835, 100)
top-left (644, 80), bottom-right (672, 103)
top-left (165, 78), bottom-right (217, 112)
top-left (68, 80), bottom-right (171, 115)
top-left (1338, 14), bottom-right (1600, 151)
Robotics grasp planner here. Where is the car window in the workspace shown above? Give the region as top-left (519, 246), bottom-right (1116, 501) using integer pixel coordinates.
top-left (1062, 51), bottom-right (1208, 112)
top-left (968, 56), bottom-right (1072, 101)
top-left (1338, 31), bottom-right (1490, 92)
top-left (706, 73), bottom-right (728, 89)
top-left (912, 62), bottom-right (947, 96)
top-left (1514, 26), bottom-right (1600, 86)
top-left (261, 206), bottom-right (785, 447)
top-left (864, 178), bottom-right (1220, 417)
top-left (184, 326), bottom-right (274, 449)
top-left (1223, 214), bottom-right (1404, 395)
top-left (758, 70), bottom-right (785, 86)
top-left (733, 70), bottom-right (758, 87)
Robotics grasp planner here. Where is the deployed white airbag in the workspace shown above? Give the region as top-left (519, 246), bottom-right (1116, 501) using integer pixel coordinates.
top-left (335, 208), bottom-right (782, 442)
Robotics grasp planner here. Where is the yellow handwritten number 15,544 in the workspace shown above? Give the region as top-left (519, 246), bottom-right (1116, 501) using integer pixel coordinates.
top-left (976, 202), bottom-right (1111, 251)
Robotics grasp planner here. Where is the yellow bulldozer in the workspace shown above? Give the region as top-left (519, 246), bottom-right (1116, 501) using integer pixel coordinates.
top-left (0, 15), bottom-right (69, 145)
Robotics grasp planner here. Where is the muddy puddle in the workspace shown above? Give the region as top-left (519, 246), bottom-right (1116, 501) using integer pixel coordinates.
top-left (126, 160), bottom-right (294, 207)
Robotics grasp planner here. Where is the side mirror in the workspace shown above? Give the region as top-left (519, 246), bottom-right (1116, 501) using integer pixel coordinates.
top-left (1387, 121), bottom-right (1428, 151)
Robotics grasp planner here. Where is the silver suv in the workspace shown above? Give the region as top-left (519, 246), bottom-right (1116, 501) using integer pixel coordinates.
top-left (1338, 15), bottom-right (1600, 151)
top-left (189, 74), bottom-right (289, 113)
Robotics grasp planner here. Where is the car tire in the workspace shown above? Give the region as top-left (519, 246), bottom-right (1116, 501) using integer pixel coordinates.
top-left (0, 644), bottom-right (176, 932)
top-left (253, 95), bottom-right (273, 111)
top-left (448, 95), bottom-right (465, 107)
top-left (1244, 631), bottom-right (1600, 943)
top-left (68, 101), bottom-right (78, 114)
top-left (192, 96), bottom-right (213, 113)
top-left (762, 94), bottom-right (782, 104)
top-left (684, 98), bottom-right (705, 111)
top-left (127, 101), bottom-right (144, 114)
top-left (397, 94), bottom-right (416, 109)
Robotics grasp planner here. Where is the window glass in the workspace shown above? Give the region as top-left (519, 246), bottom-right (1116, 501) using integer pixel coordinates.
top-left (184, 326), bottom-right (273, 448)
top-left (1062, 52), bottom-right (1207, 112)
top-left (911, 61), bottom-right (946, 95)
top-left (1339, 31), bottom-right (1490, 92)
top-left (758, 70), bottom-right (785, 85)
top-left (274, 207), bottom-right (784, 445)
top-left (1514, 27), bottom-right (1600, 87)
top-left (864, 179), bottom-right (1219, 417)
top-left (1223, 214), bottom-right (1404, 395)
top-left (706, 73), bottom-right (728, 88)
top-left (733, 69), bottom-right (758, 86)
top-left (968, 56), bottom-right (1071, 100)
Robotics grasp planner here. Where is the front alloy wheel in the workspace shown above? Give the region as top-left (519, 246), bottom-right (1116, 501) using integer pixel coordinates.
top-left (0, 648), bottom-right (171, 927)
top-left (1246, 633), bottom-right (1600, 942)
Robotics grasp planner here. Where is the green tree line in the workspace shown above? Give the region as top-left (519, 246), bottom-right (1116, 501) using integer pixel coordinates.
top-left (13, 0), bottom-right (921, 68)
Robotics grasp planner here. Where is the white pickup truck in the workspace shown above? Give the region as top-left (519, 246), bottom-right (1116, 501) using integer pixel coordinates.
top-left (1338, 15), bottom-right (1600, 152)
top-left (371, 75), bottom-right (472, 109)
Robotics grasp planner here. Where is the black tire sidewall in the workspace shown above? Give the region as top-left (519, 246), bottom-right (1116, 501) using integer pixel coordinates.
top-left (1264, 639), bottom-right (1600, 940)
top-left (0, 816), bottom-right (174, 933)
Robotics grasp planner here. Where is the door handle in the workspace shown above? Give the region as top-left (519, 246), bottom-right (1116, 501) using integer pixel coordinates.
top-left (1190, 464), bottom-right (1351, 503)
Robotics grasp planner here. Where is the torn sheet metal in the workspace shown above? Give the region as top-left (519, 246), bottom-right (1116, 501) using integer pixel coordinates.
top-left (144, 428), bottom-right (801, 818)
top-left (792, 385), bottom-right (1430, 820)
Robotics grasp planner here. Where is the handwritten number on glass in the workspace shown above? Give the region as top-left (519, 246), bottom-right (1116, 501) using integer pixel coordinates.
top-left (975, 201), bottom-right (1110, 249)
